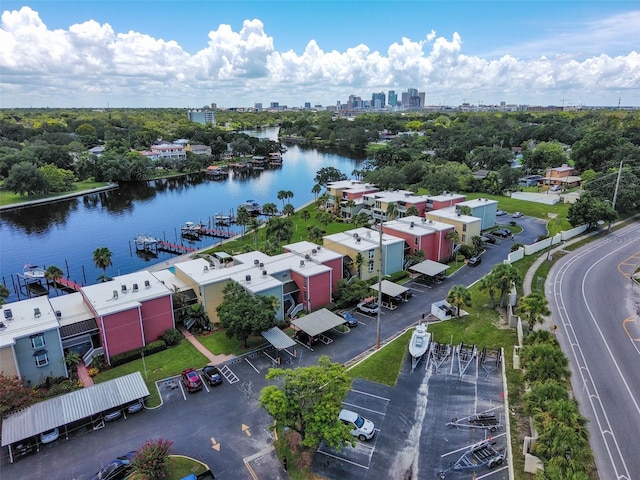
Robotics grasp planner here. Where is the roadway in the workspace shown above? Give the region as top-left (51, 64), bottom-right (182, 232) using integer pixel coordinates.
top-left (546, 221), bottom-right (640, 480)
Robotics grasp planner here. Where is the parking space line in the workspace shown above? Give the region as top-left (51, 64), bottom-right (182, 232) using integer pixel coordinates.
top-left (199, 372), bottom-right (210, 393)
top-left (244, 357), bottom-right (260, 373)
top-left (178, 380), bottom-right (187, 400)
top-left (341, 402), bottom-right (386, 416)
top-left (316, 450), bottom-right (370, 470)
top-left (350, 389), bottom-right (391, 402)
top-left (476, 465), bottom-right (509, 479)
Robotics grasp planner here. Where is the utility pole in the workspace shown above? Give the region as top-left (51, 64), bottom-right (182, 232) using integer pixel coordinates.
top-left (612, 160), bottom-right (624, 211)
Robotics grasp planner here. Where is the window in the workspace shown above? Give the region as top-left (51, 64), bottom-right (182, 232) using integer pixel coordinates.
top-left (414, 237), bottom-right (419, 246)
top-left (462, 224), bottom-right (467, 232)
top-left (34, 350), bottom-right (49, 367)
top-left (461, 235), bottom-right (466, 243)
top-left (368, 249), bottom-right (374, 260)
top-left (30, 334), bottom-right (45, 349)
top-left (303, 277), bottom-right (307, 287)
top-left (368, 262), bottom-right (375, 273)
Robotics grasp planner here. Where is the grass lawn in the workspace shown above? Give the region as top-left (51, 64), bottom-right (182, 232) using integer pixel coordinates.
top-left (196, 329), bottom-right (269, 356)
top-left (0, 180), bottom-right (110, 206)
top-left (94, 340), bottom-right (209, 407)
top-left (168, 456), bottom-right (209, 479)
top-left (347, 329), bottom-right (412, 386)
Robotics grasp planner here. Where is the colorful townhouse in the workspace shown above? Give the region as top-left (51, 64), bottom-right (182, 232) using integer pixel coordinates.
top-left (80, 271), bottom-right (175, 364)
top-left (424, 208), bottom-right (482, 246)
top-left (382, 216), bottom-right (455, 262)
top-left (454, 198), bottom-right (499, 230)
top-left (360, 190), bottom-right (432, 220)
top-left (322, 226), bottom-right (405, 282)
top-left (424, 192), bottom-right (467, 211)
top-left (325, 180), bottom-right (379, 219)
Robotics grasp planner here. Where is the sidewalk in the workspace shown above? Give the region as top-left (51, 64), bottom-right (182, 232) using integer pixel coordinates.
top-left (77, 362), bottom-right (94, 387)
top-left (179, 326), bottom-right (235, 365)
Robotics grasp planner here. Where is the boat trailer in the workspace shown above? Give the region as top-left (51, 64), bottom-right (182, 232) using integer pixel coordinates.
top-left (446, 411), bottom-right (503, 432)
top-left (480, 347), bottom-right (502, 377)
top-left (438, 439), bottom-right (506, 478)
top-left (455, 342), bottom-right (477, 381)
top-left (429, 342), bottom-right (452, 374)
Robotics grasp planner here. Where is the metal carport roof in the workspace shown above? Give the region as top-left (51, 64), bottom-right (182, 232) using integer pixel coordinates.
top-left (369, 279), bottom-right (410, 298)
top-left (409, 259), bottom-right (449, 277)
top-left (1, 372), bottom-right (149, 446)
top-left (262, 326), bottom-right (296, 350)
top-left (290, 309), bottom-right (345, 337)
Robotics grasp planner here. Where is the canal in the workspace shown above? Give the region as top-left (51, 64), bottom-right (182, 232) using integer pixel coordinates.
top-left (0, 129), bottom-right (364, 302)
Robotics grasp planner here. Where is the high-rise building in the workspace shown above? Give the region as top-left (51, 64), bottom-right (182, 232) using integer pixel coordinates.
top-left (187, 110), bottom-right (216, 125)
top-left (304, 102), bottom-right (311, 109)
top-left (270, 102), bottom-right (279, 110)
top-left (401, 88), bottom-right (425, 109)
top-left (255, 103), bottom-right (263, 111)
top-left (347, 94), bottom-right (363, 110)
top-left (388, 91), bottom-right (397, 106)
top-left (372, 92), bottom-right (386, 110)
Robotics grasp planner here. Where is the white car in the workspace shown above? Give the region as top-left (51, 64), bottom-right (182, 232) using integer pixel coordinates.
top-left (339, 409), bottom-right (375, 441)
top-left (40, 428), bottom-right (59, 444)
top-left (512, 211), bottom-right (523, 218)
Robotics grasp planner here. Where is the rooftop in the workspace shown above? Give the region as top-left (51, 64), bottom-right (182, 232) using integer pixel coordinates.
top-left (425, 208), bottom-right (481, 224)
top-left (323, 226), bottom-right (404, 252)
top-left (0, 296), bottom-right (59, 348)
top-left (384, 215), bottom-right (454, 235)
top-left (49, 292), bottom-right (94, 327)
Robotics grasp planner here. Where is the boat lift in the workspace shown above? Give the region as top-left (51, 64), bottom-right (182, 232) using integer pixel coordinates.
top-left (455, 342), bottom-right (477, 381)
top-left (438, 439), bottom-right (506, 478)
top-left (446, 411), bottom-right (504, 432)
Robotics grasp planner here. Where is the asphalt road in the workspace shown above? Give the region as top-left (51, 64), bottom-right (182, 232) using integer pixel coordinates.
top-left (1, 215), bottom-right (546, 480)
top-left (546, 222), bottom-right (640, 480)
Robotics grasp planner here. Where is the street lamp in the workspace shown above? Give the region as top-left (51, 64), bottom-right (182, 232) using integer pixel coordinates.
top-left (370, 219), bottom-right (383, 350)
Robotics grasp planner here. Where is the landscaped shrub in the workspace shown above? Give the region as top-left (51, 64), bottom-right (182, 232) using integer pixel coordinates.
top-left (160, 327), bottom-right (184, 347)
top-left (458, 245), bottom-right (473, 258)
top-left (109, 340), bottom-right (167, 367)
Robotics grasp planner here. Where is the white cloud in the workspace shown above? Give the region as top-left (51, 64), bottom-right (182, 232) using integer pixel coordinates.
top-left (0, 6), bottom-right (638, 107)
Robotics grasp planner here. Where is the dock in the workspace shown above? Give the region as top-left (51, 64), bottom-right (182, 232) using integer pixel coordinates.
top-left (157, 241), bottom-right (197, 254)
top-left (54, 277), bottom-right (83, 292)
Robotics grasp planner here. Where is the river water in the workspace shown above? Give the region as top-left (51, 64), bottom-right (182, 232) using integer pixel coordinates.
top-left (0, 128), bottom-right (364, 302)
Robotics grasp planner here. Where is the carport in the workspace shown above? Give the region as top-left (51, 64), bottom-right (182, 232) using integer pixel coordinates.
top-left (409, 259), bottom-right (449, 284)
top-left (290, 308), bottom-right (345, 348)
top-left (2, 371), bottom-right (149, 463)
top-left (261, 326), bottom-right (297, 365)
top-left (369, 280), bottom-right (411, 309)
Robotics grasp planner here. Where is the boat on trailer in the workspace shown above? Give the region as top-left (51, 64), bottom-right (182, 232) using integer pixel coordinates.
top-left (409, 323), bottom-right (431, 368)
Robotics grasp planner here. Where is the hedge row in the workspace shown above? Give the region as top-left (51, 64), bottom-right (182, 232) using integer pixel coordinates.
top-left (110, 340), bottom-right (167, 367)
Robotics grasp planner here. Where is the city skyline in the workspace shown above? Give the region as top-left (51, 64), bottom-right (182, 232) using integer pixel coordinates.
top-left (1, 1), bottom-right (639, 108)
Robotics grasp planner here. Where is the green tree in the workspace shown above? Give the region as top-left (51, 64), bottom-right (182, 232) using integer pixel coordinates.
top-left (353, 252), bottom-right (364, 278)
top-left (405, 205), bottom-right (419, 217)
top-left (248, 217), bottom-right (261, 249)
top-left (521, 343), bottom-right (570, 384)
top-left (266, 217), bottom-right (293, 244)
top-left (458, 205), bottom-right (472, 216)
top-left (567, 194), bottom-right (618, 229)
top-left (262, 202), bottom-right (278, 217)
top-left (277, 190), bottom-right (288, 208)
top-left (316, 211), bottom-right (333, 228)
top-left (518, 292), bottom-right (551, 331)
top-left (445, 229), bottom-right (460, 261)
top-left (215, 281), bottom-right (279, 347)
top-left (308, 226), bottom-right (323, 244)
top-left (39, 163), bottom-right (75, 193)
top-left (92, 247), bottom-right (113, 282)
top-left (311, 183), bottom-right (322, 200)
top-left (351, 211), bottom-right (370, 228)
top-left (4, 161), bottom-right (47, 196)
top-left (236, 206), bottom-right (251, 238)
top-left (478, 274), bottom-right (497, 308)
top-left (489, 263), bottom-right (522, 307)
top-left (282, 203), bottom-right (295, 217)
top-left (314, 167), bottom-right (347, 186)
top-left (0, 283), bottom-right (10, 306)
top-left (300, 209), bottom-right (311, 226)
top-left (471, 235), bottom-right (484, 255)
top-left (260, 356), bottom-right (353, 448)
top-left (130, 438), bottom-right (173, 480)
top-left (385, 202), bottom-right (399, 221)
top-left (45, 265), bottom-right (64, 296)
top-left (333, 278), bottom-right (370, 308)
top-left (522, 141), bottom-right (567, 171)
top-left (446, 284), bottom-right (471, 317)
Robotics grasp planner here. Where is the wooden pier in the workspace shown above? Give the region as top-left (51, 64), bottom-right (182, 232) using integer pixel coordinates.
top-left (157, 241), bottom-right (197, 254)
top-left (54, 277), bottom-right (83, 292)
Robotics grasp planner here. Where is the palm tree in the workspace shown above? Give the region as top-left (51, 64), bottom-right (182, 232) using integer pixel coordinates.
top-left (92, 247), bottom-right (113, 282)
top-left (477, 274), bottom-right (497, 308)
top-left (282, 204), bottom-right (295, 216)
top-left (266, 217), bottom-right (293, 244)
top-left (351, 211), bottom-right (370, 228)
top-left (45, 265), bottom-right (64, 296)
top-left (316, 211), bottom-right (333, 228)
top-left (471, 235), bottom-right (484, 255)
top-left (457, 205), bottom-right (473, 216)
top-left (184, 304), bottom-right (211, 332)
top-left (236, 206), bottom-right (250, 238)
top-left (277, 190), bottom-right (287, 208)
top-left (354, 252), bottom-right (364, 279)
top-left (300, 209), bottom-right (311, 226)
top-left (445, 229), bottom-right (460, 261)
top-left (446, 284), bottom-right (472, 317)
top-left (248, 218), bottom-right (261, 249)
top-left (0, 283), bottom-right (10, 306)
top-left (308, 226), bottom-right (323, 244)
top-left (64, 350), bottom-right (83, 379)
top-left (262, 202), bottom-right (278, 217)
top-left (385, 202), bottom-right (399, 221)
top-left (311, 183), bottom-right (322, 200)
top-left (345, 199), bottom-right (356, 218)
top-left (405, 205), bottom-right (419, 217)
top-left (519, 292), bottom-right (551, 331)
top-left (490, 263), bottom-right (522, 307)
top-left (285, 190), bottom-right (294, 204)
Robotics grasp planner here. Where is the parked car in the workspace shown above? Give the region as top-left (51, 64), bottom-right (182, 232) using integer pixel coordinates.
top-left (125, 398), bottom-right (144, 414)
top-left (339, 409), bottom-right (375, 441)
top-left (13, 437), bottom-right (38, 458)
top-left (202, 365), bottom-right (223, 387)
top-left (181, 368), bottom-right (203, 392)
top-left (341, 311), bottom-right (358, 327)
top-left (467, 256), bottom-right (482, 267)
top-left (357, 301), bottom-right (379, 315)
top-left (104, 407), bottom-right (123, 422)
top-left (89, 451), bottom-right (136, 480)
top-left (496, 210), bottom-right (507, 216)
top-left (492, 228), bottom-right (511, 238)
top-left (294, 330), bottom-right (319, 346)
top-left (39, 428), bottom-right (59, 444)
top-left (480, 235), bottom-right (495, 244)
top-left (512, 211), bottom-right (523, 218)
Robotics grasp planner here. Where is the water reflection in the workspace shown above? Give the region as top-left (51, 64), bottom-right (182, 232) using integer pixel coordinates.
top-left (1, 199), bottom-right (79, 234)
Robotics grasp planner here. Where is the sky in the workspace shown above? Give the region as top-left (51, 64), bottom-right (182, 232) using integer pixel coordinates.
top-left (1, 1), bottom-right (639, 108)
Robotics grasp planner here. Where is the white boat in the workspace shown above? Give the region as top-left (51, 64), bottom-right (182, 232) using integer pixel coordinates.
top-left (181, 221), bottom-right (203, 234)
top-left (409, 323), bottom-right (431, 359)
top-left (23, 263), bottom-right (45, 279)
top-left (134, 234), bottom-right (159, 245)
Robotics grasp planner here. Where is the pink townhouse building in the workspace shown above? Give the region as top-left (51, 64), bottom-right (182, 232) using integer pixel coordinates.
top-left (382, 216), bottom-right (455, 262)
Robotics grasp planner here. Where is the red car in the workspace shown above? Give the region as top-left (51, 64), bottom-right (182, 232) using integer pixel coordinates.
top-left (181, 368), bottom-right (203, 393)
